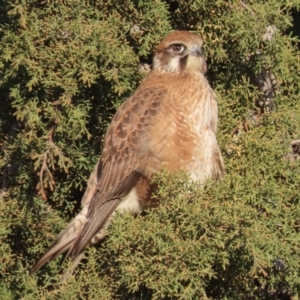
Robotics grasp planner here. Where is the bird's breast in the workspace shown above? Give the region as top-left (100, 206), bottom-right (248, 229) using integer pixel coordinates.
top-left (183, 86), bottom-right (224, 182)
top-left (143, 77), bottom-right (223, 182)
top-left (186, 129), bottom-right (224, 183)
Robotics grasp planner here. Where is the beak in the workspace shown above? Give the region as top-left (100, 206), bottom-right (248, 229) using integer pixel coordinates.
top-left (189, 44), bottom-right (203, 57)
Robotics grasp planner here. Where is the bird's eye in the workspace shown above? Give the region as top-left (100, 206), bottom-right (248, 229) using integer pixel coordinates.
top-left (171, 44), bottom-right (185, 53)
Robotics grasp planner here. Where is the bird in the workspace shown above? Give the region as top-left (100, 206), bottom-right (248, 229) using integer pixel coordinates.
top-left (31, 30), bottom-right (225, 274)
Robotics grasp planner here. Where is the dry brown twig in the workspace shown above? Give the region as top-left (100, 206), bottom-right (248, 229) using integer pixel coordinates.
top-left (37, 127), bottom-right (56, 201)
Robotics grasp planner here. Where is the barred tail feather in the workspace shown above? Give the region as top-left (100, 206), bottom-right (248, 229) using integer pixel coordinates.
top-left (31, 206), bottom-right (88, 273)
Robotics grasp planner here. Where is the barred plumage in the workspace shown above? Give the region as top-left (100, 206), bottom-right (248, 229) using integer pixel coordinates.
top-left (32, 30), bottom-right (224, 274)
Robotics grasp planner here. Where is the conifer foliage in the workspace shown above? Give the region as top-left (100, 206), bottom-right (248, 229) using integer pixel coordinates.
top-left (1, 1), bottom-right (300, 299)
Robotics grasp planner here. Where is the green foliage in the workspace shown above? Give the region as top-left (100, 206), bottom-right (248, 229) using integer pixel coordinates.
top-left (1, 0), bottom-right (300, 299)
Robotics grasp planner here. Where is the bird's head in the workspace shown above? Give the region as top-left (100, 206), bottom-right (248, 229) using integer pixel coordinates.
top-left (153, 31), bottom-right (207, 75)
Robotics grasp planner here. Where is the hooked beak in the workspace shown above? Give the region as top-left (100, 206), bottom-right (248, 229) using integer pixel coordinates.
top-left (189, 44), bottom-right (203, 57)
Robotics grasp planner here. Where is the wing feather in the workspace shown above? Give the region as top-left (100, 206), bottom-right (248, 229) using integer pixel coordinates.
top-left (67, 87), bottom-right (165, 258)
top-left (31, 85), bottom-right (166, 272)
top-left (68, 170), bottom-right (141, 258)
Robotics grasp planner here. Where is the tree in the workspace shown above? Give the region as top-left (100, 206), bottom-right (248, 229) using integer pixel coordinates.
top-left (1, 0), bottom-right (300, 299)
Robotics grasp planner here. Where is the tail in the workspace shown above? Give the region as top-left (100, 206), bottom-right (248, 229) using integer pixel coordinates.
top-left (31, 162), bottom-right (102, 273)
top-left (31, 206), bottom-right (89, 273)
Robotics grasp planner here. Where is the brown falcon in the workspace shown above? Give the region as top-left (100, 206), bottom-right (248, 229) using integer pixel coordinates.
top-left (32, 30), bottom-right (225, 273)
